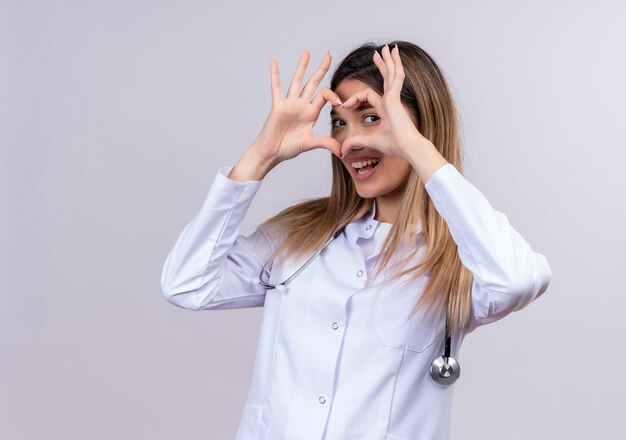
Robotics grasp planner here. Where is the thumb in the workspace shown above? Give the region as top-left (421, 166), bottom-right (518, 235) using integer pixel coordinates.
top-left (305, 135), bottom-right (342, 158)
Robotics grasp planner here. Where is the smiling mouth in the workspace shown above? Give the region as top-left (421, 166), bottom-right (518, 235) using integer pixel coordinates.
top-left (351, 158), bottom-right (381, 174)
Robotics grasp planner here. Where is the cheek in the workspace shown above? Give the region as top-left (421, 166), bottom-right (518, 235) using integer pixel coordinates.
top-left (382, 160), bottom-right (412, 182)
top-left (331, 131), bottom-right (344, 143)
top-left (383, 158), bottom-right (411, 173)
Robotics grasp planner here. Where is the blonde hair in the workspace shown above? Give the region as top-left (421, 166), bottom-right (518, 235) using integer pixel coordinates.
top-left (258, 40), bottom-right (473, 336)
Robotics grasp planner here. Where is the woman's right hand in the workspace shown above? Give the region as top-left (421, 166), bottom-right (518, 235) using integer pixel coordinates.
top-left (250, 49), bottom-right (343, 164)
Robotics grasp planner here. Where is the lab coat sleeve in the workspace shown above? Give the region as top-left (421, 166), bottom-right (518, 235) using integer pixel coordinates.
top-left (424, 163), bottom-right (552, 333)
top-left (160, 165), bottom-right (275, 311)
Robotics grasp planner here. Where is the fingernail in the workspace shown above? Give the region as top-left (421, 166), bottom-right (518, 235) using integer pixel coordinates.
top-left (335, 98), bottom-right (342, 105)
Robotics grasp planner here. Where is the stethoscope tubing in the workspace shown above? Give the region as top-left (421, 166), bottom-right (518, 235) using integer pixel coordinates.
top-left (253, 223), bottom-right (460, 385)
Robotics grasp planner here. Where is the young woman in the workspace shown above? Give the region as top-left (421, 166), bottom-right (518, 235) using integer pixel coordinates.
top-left (160, 41), bottom-right (552, 440)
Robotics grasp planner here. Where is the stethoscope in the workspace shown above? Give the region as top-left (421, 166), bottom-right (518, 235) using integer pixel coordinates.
top-left (252, 225), bottom-right (460, 386)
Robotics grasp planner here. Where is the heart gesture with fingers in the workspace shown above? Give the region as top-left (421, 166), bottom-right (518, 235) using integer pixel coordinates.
top-left (250, 49), bottom-right (344, 165)
top-left (339, 44), bottom-right (431, 160)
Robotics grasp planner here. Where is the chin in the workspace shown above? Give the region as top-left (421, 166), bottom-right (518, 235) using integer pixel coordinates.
top-left (354, 184), bottom-right (383, 199)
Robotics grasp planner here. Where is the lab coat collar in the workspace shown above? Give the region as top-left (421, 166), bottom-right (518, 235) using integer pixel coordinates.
top-left (344, 199), bottom-right (424, 244)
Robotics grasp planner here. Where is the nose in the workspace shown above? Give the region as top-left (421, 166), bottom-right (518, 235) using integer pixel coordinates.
top-left (340, 124), bottom-right (371, 156)
top-left (337, 122), bottom-right (367, 152)
top-left (344, 121), bottom-right (367, 138)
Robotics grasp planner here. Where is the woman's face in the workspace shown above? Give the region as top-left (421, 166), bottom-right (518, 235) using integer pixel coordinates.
top-left (330, 78), bottom-right (414, 200)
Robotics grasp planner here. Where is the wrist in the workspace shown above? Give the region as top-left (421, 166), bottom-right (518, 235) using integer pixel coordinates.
top-left (404, 140), bottom-right (449, 185)
top-left (228, 147), bottom-right (280, 183)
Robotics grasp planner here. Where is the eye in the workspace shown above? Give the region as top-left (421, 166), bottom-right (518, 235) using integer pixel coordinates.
top-left (363, 114), bottom-right (380, 124)
top-left (330, 114), bottom-right (380, 130)
top-left (330, 119), bottom-right (345, 129)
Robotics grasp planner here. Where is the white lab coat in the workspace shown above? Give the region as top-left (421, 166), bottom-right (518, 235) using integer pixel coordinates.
top-left (160, 163), bottom-right (552, 440)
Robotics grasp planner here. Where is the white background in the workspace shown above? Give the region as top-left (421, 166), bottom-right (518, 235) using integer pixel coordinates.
top-left (1, 0), bottom-right (624, 438)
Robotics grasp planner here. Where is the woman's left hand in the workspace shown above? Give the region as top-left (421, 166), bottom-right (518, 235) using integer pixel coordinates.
top-left (338, 44), bottom-right (432, 159)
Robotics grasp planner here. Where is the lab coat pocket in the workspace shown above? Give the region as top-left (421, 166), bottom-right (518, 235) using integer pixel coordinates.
top-left (372, 275), bottom-right (442, 353)
top-left (234, 404), bottom-right (263, 440)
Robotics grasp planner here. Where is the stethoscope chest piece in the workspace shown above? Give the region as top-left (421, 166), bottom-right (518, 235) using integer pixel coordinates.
top-left (430, 320), bottom-right (460, 386)
top-left (430, 355), bottom-right (460, 385)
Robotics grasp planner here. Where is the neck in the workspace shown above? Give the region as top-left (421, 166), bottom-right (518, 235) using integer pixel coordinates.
top-left (373, 192), bottom-right (404, 224)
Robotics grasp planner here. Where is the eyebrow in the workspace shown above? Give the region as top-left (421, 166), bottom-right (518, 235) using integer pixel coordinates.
top-left (330, 102), bottom-right (375, 117)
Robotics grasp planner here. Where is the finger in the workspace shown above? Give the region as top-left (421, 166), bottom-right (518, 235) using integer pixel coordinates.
top-left (305, 135), bottom-right (342, 158)
top-left (381, 44), bottom-right (395, 86)
top-left (286, 49), bottom-right (310, 98)
top-left (340, 87), bottom-right (383, 111)
top-left (311, 86), bottom-right (343, 111)
top-left (340, 134), bottom-right (377, 158)
top-left (269, 57), bottom-right (283, 103)
top-left (390, 44), bottom-right (405, 95)
top-left (373, 50), bottom-right (388, 91)
top-left (300, 51), bottom-right (332, 100)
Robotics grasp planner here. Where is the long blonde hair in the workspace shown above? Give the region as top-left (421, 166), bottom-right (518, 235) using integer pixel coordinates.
top-left (258, 40), bottom-right (473, 336)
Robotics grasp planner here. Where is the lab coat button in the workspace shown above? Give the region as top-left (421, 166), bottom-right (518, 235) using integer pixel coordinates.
top-left (357, 270), bottom-right (364, 277)
top-left (366, 224), bottom-right (372, 231)
top-left (331, 322), bottom-right (339, 330)
top-left (319, 396), bottom-right (327, 404)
